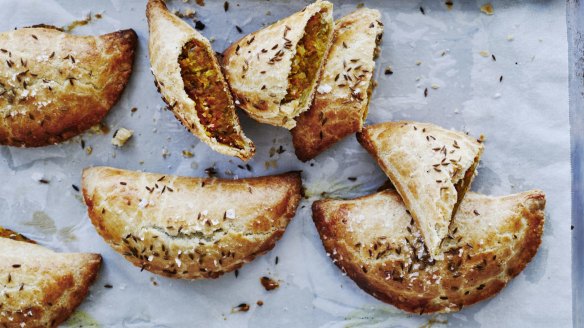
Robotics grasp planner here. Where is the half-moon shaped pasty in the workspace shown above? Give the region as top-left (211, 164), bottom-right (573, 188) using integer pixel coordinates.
top-left (0, 26), bottom-right (136, 147)
top-left (357, 121), bottom-right (484, 257)
top-left (147, 0), bottom-right (255, 160)
top-left (0, 232), bottom-right (101, 327)
top-left (312, 189), bottom-right (545, 314)
top-left (82, 166), bottom-right (302, 279)
top-left (222, 1), bottom-right (334, 129)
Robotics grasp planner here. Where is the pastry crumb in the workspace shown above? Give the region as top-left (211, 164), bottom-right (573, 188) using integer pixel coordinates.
top-left (185, 9), bottom-right (196, 18)
top-left (89, 122), bottom-right (110, 135)
top-left (232, 303), bottom-right (250, 313)
top-left (480, 3), bottom-right (494, 15)
top-left (182, 150), bottom-right (194, 158)
top-left (431, 84), bottom-right (440, 89)
top-left (85, 146), bottom-right (93, 155)
top-left (445, 0), bottom-right (454, 10)
top-left (479, 50), bottom-right (490, 57)
top-left (260, 276), bottom-right (280, 291)
top-left (111, 128), bottom-right (133, 147)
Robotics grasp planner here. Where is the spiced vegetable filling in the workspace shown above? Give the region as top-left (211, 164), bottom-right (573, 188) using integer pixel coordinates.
top-left (283, 11), bottom-right (330, 105)
top-left (179, 39), bottom-right (245, 149)
top-left (452, 155), bottom-right (480, 216)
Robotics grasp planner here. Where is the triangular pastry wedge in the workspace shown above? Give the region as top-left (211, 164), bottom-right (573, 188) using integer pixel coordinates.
top-left (147, 0), bottom-right (255, 160)
top-left (0, 26), bottom-right (136, 147)
top-left (357, 121), bottom-right (484, 257)
top-left (82, 166), bottom-right (302, 279)
top-left (222, 1), bottom-right (334, 129)
top-left (312, 189), bottom-right (545, 314)
top-left (292, 8), bottom-right (384, 161)
top-left (0, 231), bottom-right (101, 327)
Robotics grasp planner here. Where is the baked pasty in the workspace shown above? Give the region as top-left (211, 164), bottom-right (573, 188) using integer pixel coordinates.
top-left (147, 0), bottom-right (255, 160)
top-left (0, 26), bottom-right (136, 147)
top-left (82, 166), bottom-right (302, 279)
top-left (292, 8), bottom-right (384, 161)
top-left (222, 1), bottom-right (334, 129)
top-left (0, 231), bottom-right (101, 327)
top-left (357, 121), bottom-right (484, 257)
top-left (312, 189), bottom-right (545, 314)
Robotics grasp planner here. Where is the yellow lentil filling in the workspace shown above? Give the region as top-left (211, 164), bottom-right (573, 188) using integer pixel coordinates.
top-left (179, 39), bottom-right (245, 149)
top-left (362, 71), bottom-right (375, 120)
top-left (452, 155), bottom-right (480, 216)
top-left (283, 11), bottom-right (330, 104)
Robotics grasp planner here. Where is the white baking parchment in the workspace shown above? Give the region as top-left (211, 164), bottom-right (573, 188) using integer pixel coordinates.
top-left (0, 0), bottom-right (571, 327)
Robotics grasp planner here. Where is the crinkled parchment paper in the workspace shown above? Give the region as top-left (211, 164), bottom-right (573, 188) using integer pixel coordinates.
top-left (0, 0), bottom-right (571, 327)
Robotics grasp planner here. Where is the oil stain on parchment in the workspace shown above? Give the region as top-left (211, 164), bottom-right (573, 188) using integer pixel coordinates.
top-left (24, 211), bottom-right (56, 235)
top-left (343, 306), bottom-right (448, 328)
top-left (62, 311), bottom-right (100, 327)
top-left (24, 211), bottom-right (77, 242)
top-left (343, 306), bottom-right (410, 327)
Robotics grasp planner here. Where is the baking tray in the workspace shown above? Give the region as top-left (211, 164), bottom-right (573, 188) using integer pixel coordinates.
top-left (0, 0), bottom-right (573, 327)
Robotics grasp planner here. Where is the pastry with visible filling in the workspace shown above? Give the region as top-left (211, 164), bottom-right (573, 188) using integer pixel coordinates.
top-left (0, 26), bottom-right (136, 147)
top-left (147, 0), bottom-right (255, 160)
top-left (222, 1), bottom-right (334, 129)
top-left (292, 8), bottom-right (384, 161)
top-left (312, 189), bottom-right (545, 313)
top-left (0, 228), bottom-right (101, 327)
top-left (357, 121), bottom-right (484, 257)
top-left (82, 166), bottom-right (302, 279)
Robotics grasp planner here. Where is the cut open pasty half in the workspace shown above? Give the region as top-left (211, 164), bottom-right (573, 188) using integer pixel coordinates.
top-left (357, 121), bottom-right (484, 257)
top-left (0, 229), bottom-right (101, 327)
top-left (312, 189), bottom-right (545, 314)
top-left (222, 1), bottom-right (334, 129)
top-left (82, 166), bottom-right (302, 279)
top-left (292, 8), bottom-right (384, 161)
top-left (147, 0), bottom-right (255, 160)
top-left (0, 26), bottom-right (136, 147)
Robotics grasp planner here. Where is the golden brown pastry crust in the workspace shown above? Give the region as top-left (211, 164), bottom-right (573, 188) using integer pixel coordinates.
top-left (312, 189), bottom-right (545, 314)
top-left (82, 166), bottom-right (302, 279)
top-left (0, 227), bottom-right (34, 243)
top-left (0, 237), bottom-right (101, 328)
top-left (357, 121), bottom-right (484, 257)
top-left (0, 26), bottom-right (136, 147)
top-left (147, 0), bottom-right (255, 160)
top-left (222, 1), bottom-right (334, 129)
top-left (292, 8), bottom-right (384, 161)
